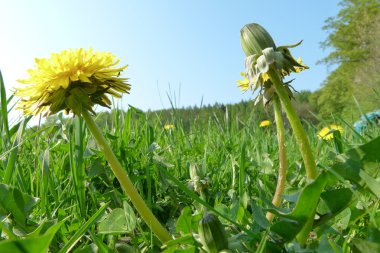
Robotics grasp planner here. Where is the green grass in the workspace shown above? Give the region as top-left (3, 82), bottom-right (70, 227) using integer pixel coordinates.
top-left (1, 74), bottom-right (380, 252)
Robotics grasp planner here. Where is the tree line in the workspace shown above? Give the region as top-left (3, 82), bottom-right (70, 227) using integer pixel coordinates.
top-left (311, 0), bottom-right (380, 120)
top-left (42, 0), bottom-right (379, 130)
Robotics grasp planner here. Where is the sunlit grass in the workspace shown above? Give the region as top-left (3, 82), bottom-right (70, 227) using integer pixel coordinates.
top-left (1, 70), bottom-right (380, 252)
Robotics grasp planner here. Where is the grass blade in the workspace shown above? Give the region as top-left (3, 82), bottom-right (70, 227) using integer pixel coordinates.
top-left (69, 117), bottom-right (86, 217)
top-left (58, 203), bottom-right (109, 253)
top-left (0, 70), bottom-right (10, 139)
top-left (3, 118), bottom-right (27, 184)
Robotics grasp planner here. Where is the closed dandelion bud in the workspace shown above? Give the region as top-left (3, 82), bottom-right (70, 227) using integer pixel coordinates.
top-left (189, 164), bottom-right (205, 181)
top-left (198, 213), bottom-right (228, 253)
top-left (238, 23), bottom-right (308, 106)
top-left (240, 23), bottom-right (276, 56)
top-left (189, 164), bottom-right (208, 193)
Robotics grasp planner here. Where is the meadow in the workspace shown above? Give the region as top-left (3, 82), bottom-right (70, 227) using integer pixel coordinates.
top-left (1, 10), bottom-right (380, 251)
top-left (1, 63), bottom-right (380, 252)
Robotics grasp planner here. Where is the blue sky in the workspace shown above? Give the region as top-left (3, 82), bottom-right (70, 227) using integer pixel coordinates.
top-left (0, 0), bottom-right (340, 113)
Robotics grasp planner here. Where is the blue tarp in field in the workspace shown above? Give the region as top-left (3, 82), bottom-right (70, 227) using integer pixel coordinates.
top-left (353, 109), bottom-right (380, 132)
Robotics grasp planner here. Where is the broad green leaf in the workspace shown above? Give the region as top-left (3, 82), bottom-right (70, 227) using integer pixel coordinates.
top-left (317, 235), bottom-right (337, 253)
top-left (359, 170), bottom-right (380, 198)
top-left (176, 206), bottom-right (193, 234)
top-left (270, 220), bottom-right (301, 242)
top-left (87, 158), bottom-right (104, 178)
top-left (289, 173), bottom-right (329, 220)
top-left (332, 207), bottom-right (351, 232)
top-left (268, 172), bottom-right (329, 220)
top-left (0, 235), bottom-right (51, 253)
top-left (98, 202), bottom-right (136, 235)
top-left (0, 184), bottom-right (39, 226)
top-left (352, 239), bottom-right (380, 253)
top-left (331, 154), bottom-right (361, 183)
top-left (123, 201), bottom-right (137, 232)
top-left (26, 220), bottom-right (56, 238)
top-left (315, 188), bottom-right (353, 228)
top-left (230, 200), bottom-right (248, 225)
top-left (269, 172), bottom-right (330, 241)
top-left (0, 219), bottom-right (64, 253)
top-left (98, 208), bottom-right (128, 234)
top-left (251, 201), bottom-right (269, 229)
top-left (367, 227), bottom-right (380, 243)
top-left (357, 136), bottom-right (380, 165)
top-left (331, 136), bottom-right (380, 198)
top-left (320, 188), bottom-right (353, 214)
top-left (265, 241), bottom-right (285, 253)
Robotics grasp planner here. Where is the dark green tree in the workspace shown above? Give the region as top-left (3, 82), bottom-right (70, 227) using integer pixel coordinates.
top-left (314, 0), bottom-right (380, 119)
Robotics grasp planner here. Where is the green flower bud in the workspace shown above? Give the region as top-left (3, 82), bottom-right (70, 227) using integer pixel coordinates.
top-left (240, 23), bottom-right (276, 56)
top-left (188, 164), bottom-right (209, 193)
top-left (189, 163), bottom-right (205, 180)
top-left (198, 213), bottom-right (228, 253)
top-left (238, 23), bottom-right (308, 106)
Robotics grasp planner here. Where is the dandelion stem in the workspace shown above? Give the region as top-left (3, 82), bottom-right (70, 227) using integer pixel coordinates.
top-left (81, 110), bottom-right (172, 243)
top-left (296, 212), bottom-right (315, 246)
top-left (267, 68), bottom-right (318, 180)
top-left (266, 97), bottom-right (287, 221)
top-left (268, 68), bottom-right (317, 245)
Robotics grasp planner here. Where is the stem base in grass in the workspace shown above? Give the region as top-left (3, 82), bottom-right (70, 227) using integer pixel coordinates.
top-left (82, 110), bottom-right (172, 243)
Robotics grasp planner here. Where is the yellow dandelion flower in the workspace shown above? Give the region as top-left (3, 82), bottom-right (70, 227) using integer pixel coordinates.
top-left (260, 120), bottom-right (271, 127)
top-left (237, 72), bottom-right (269, 92)
top-left (262, 72), bottom-right (270, 82)
top-left (164, 124), bottom-right (175, 130)
top-left (14, 48), bottom-right (131, 116)
top-left (14, 49), bottom-right (172, 242)
top-left (318, 125), bottom-right (344, 140)
top-left (237, 72), bottom-right (249, 91)
top-left (294, 57), bottom-right (305, 73)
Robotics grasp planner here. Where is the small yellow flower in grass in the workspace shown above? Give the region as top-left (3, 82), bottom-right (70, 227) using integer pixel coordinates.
top-left (318, 124), bottom-right (344, 140)
top-left (260, 120), bottom-right (271, 128)
top-left (164, 124), bottom-right (175, 130)
top-left (14, 48), bottom-right (130, 116)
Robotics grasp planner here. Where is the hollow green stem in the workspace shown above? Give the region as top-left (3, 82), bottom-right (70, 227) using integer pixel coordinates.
top-left (267, 68), bottom-right (318, 180)
top-left (199, 190), bottom-right (208, 213)
top-left (267, 68), bottom-right (317, 245)
top-left (296, 211), bottom-right (315, 246)
top-left (266, 97), bottom-right (287, 221)
top-left (81, 110), bottom-right (172, 243)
